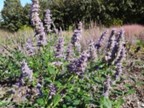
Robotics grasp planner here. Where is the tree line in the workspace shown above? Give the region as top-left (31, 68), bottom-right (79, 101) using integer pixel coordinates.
top-left (0, 0), bottom-right (144, 32)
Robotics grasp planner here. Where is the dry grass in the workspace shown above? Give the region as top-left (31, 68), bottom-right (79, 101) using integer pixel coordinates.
top-left (0, 29), bottom-right (12, 43)
top-left (0, 28), bottom-right (34, 54)
top-left (80, 23), bottom-right (106, 50)
top-left (0, 24), bottom-right (143, 52)
top-left (117, 24), bottom-right (144, 44)
top-left (81, 24), bottom-right (144, 48)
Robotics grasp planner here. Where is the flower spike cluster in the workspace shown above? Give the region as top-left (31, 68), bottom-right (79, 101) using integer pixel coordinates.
top-left (103, 28), bottom-right (126, 97)
top-left (112, 29), bottom-right (126, 84)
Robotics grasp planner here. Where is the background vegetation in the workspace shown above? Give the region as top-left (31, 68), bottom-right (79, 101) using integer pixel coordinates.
top-left (0, 0), bottom-right (144, 31)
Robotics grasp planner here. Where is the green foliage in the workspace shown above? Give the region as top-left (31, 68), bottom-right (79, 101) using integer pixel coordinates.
top-left (41, 0), bottom-right (144, 29)
top-left (136, 39), bottom-right (144, 47)
top-left (106, 18), bottom-right (123, 27)
top-left (1, 0), bottom-right (23, 31)
top-left (100, 97), bottom-right (112, 108)
top-left (0, 51), bottom-right (22, 82)
top-left (0, 0), bottom-right (30, 32)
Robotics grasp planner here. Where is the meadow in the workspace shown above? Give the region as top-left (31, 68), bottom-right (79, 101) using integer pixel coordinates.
top-left (0, 0), bottom-right (144, 108)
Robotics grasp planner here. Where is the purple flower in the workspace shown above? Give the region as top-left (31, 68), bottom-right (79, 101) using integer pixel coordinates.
top-left (114, 63), bottom-right (123, 80)
top-left (106, 29), bottom-right (117, 49)
top-left (68, 51), bottom-right (89, 75)
top-left (30, 0), bottom-right (40, 27)
top-left (19, 59), bottom-right (33, 86)
top-left (55, 36), bottom-right (64, 59)
top-left (65, 43), bottom-right (74, 61)
top-left (71, 30), bottom-right (82, 54)
top-left (71, 22), bottom-right (83, 53)
top-left (25, 38), bottom-right (35, 56)
top-left (103, 75), bottom-right (112, 98)
top-left (36, 83), bottom-right (43, 96)
top-left (48, 83), bottom-right (57, 99)
top-left (95, 30), bottom-right (108, 50)
top-left (88, 40), bottom-right (97, 60)
top-left (52, 61), bottom-right (63, 67)
top-left (103, 29), bottom-right (126, 97)
top-left (30, 0), bottom-right (47, 46)
top-left (71, 30), bottom-right (82, 46)
top-left (37, 30), bottom-right (47, 47)
top-left (113, 29), bottom-right (126, 65)
top-left (105, 29), bottom-right (118, 63)
top-left (43, 9), bottom-right (53, 34)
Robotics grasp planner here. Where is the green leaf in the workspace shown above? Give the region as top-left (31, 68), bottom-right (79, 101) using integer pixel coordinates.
top-left (48, 66), bottom-right (57, 75)
top-left (36, 98), bottom-right (45, 106)
top-left (126, 89), bottom-right (135, 95)
top-left (100, 97), bottom-right (112, 108)
top-left (73, 100), bottom-right (80, 105)
top-left (0, 101), bottom-right (8, 107)
top-left (53, 94), bottom-right (61, 106)
top-left (113, 98), bottom-right (124, 108)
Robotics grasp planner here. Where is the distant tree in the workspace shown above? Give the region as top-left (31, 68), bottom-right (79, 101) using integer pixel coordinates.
top-left (44, 0), bottom-right (144, 28)
top-left (22, 3), bottom-right (31, 26)
top-left (1, 0), bottom-right (24, 31)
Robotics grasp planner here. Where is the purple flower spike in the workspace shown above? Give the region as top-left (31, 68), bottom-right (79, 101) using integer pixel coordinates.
top-left (95, 30), bottom-right (108, 50)
top-left (30, 0), bottom-right (47, 47)
top-left (71, 30), bottom-right (81, 46)
top-left (65, 43), bottom-right (74, 61)
top-left (71, 22), bottom-right (83, 53)
top-left (25, 38), bottom-right (35, 56)
top-left (114, 63), bottom-right (123, 80)
top-left (105, 29), bottom-right (118, 63)
top-left (19, 59), bottom-right (33, 85)
top-left (103, 75), bottom-right (112, 98)
top-left (88, 40), bottom-right (97, 60)
top-left (68, 51), bottom-right (89, 76)
top-left (44, 9), bottom-right (53, 34)
top-left (55, 36), bottom-right (64, 59)
top-left (30, 0), bottom-right (40, 27)
top-left (113, 29), bottom-right (126, 65)
top-left (36, 83), bottom-right (43, 96)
